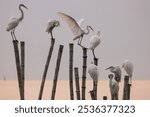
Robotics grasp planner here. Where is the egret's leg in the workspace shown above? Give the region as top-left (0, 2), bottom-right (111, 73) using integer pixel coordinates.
top-left (78, 37), bottom-right (86, 48)
top-left (50, 32), bottom-right (54, 39)
top-left (11, 30), bottom-right (15, 41)
top-left (13, 28), bottom-right (18, 41)
top-left (92, 49), bottom-right (96, 59)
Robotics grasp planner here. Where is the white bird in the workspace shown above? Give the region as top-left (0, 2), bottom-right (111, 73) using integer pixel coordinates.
top-left (108, 74), bottom-right (119, 100)
top-left (105, 65), bottom-right (121, 83)
top-left (46, 20), bottom-right (60, 39)
top-left (122, 60), bottom-right (133, 85)
top-left (89, 31), bottom-right (101, 59)
top-left (6, 4), bottom-right (28, 41)
top-left (58, 12), bottom-right (93, 48)
top-left (88, 62), bottom-right (99, 83)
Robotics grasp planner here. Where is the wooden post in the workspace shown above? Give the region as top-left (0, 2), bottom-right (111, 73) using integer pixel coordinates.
top-left (81, 47), bottom-right (87, 100)
top-left (38, 38), bottom-right (55, 100)
top-left (123, 76), bottom-right (129, 100)
top-left (69, 43), bottom-right (74, 100)
top-left (89, 90), bottom-right (95, 100)
top-left (51, 45), bottom-right (64, 100)
top-left (127, 84), bottom-right (131, 100)
top-left (93, 58), bottom-right (98, 100)
top-left (103, 96), bottom-right (107, 100)
top-left (74, 67), bottom-right (80, 100)
top-left (12, 40), bottom-right (24, 100)
top-left (20, 41), bottom-right (25, 99)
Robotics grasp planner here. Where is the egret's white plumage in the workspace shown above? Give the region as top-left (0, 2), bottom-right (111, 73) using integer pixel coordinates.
top-left (87, 62), bottom-right (99, 83)
top-left (89, 31), bottom-right (101, 58)
top-left (77, 18), bottom-right (84, 29)
top-left (106, 65), bottom-right (121, 83)
top-left (58, 12), bottom-right (93, 48)
top-left (108, 74), bottom-right (119, 100)
top-left (6, 4), bottom-right (28, 41)
top-left (46, 20), bottom-right (60, 38)
top-left (122, 60), bottom-right (133, 85)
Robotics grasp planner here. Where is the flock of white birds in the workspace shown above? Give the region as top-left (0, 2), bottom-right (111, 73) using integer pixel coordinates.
top-left (6, 4), bottom-right (134, 99)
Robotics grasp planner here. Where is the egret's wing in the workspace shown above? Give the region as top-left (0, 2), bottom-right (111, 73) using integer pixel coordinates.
top-left (58, 12), bottom-right (82, 36)
top-left (89, 35), bottom-right (101, 50)
top-left (6, 18), bottom-right (19, 31)
top-left (77, 18), bottom-right (84, 29)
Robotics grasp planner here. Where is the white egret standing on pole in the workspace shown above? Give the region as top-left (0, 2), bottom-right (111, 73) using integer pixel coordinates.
top-left (46, 20), bottom-right (60, 39)
top-left (6, 4), bottom-right (28, 41)
top-left (122, 60), bottom-right (133, 85)
top-left (89, 31), bottom-right (101, 59)
top-left (108, 74), bottom-right (119, 100)
top-left (58, 12), bottom-right (93, 48)
top-left (105, 65), bottom-right (121, 83)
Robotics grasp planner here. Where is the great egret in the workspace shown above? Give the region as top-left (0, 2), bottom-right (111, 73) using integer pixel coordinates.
top-left (58, 12), bottom-right (93, 48)
top-left (88, 62), bottom-right (99, 99)
top-left (89, 31), bottom-right (101, 59)
top-left (87, 62), bottom-right (99, 84)
top-left (6, 4), bottom-right (28, 41)
top-left (122, 60), bottom-right (133, 85)
top-left (46, 20), bottom-right (60, 39)
top-left (105, 65), bottom-right (121, 83)
top-left (108, 74), bottom-right (119, 100)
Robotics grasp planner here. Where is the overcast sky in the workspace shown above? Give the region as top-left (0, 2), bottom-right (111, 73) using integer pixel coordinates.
top-left (0, 0), bottom-right (150, 80)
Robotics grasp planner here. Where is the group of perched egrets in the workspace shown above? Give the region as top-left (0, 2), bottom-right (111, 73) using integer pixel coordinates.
top-left (6, 4), bottom-right (133, 100)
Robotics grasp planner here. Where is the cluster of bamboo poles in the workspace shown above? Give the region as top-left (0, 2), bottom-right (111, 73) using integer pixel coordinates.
top-left (12, 38), bottom-right (131, 100)
top-left (12, 40), bottom-right (25, 100)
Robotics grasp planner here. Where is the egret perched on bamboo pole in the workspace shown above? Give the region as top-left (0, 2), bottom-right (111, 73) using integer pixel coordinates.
top-left (105, 65), bottom-right (121, 83)
top-left (6, 4), bottom-right (28, 41)
top-left (89, 31), bottom-right (101, 59)
top-left (38, 19), bottom-right (60, 100)
top-left (108, 74), bottom-right (119, 100)
top-left (122, 60), bottom-right (133, 85)
top-left (46, 20), bottom-right (60, 39)
top-left (58, 12), bottom-right (93, 48)
top-left (88, 62), bottom-right (99, 100)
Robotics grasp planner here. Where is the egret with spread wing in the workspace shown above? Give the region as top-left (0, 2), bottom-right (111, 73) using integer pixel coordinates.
top-left (46, 20), bottom-right (60, 39)
top-left (58, 12), bottom-right (93, 48)
top-left (106, 65), bottom-right (122, 83)
top-left (89, 31), bottom-right (101, 59)
top-left (6, 4), bottom-right (28, 41)
top-left (122, 60), bottom-right (133, 85)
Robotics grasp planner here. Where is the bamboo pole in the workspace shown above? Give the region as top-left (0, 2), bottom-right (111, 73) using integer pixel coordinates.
top-left (89, 90), bottom-right (95, 100)
top-left (93, 58), bottom-right (98, 100)
top-left (38, 38), bottom-right (55, 100)
top-left (127, 84), bottom-right (131, 100)
top-left (12, 40), bottom-right (24, 100)
top-left (123, 76), bottom-right (129, 100)
top-left (69, 43), bottom-right (74, 100)
top-left (20, 41), bottom-right (25, 99)
top-left (81, 47), bottom-right (87, 100)
top-left (74, 67), bottom-right (80, 100)
top-left (51, 45), bottom-right (64, 100)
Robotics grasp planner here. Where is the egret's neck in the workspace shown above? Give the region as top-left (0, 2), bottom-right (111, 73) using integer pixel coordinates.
top-left (18, 6), bottom-right (24, 21)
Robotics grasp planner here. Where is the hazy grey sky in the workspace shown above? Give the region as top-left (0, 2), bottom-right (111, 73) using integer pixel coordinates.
top-left (0, 0), bottom-right (150, 80)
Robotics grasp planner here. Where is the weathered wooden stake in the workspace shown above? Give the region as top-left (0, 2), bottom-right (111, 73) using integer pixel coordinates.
top-left (38, 38), bottom-right (55, 100)
top-left (13, 40), bottom-right (24, 100)
top-left (74, 67), bottom-right (80, 100)
top-left (82, 47), bottom-right (87, 100)
top-left (20, 41), bottom-right (25, 99)
top-left (123, 76), bottom-right (130, 100)
top-left (103, 96), bottom-right (107, 100)
top-left (51, 45), bottom-right (64, 100)
top-left (69, 43), bottom-right (74, 100)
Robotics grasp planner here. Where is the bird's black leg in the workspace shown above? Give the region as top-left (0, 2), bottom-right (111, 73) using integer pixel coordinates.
top-left (78, 37), bottom-right (86, 48)
top-left (50, 32), bottom-right (54, 40)
top-left (11, 30), bottom-right (14, 41)
top-left (13, 28), bottom-right (18, 42)
top-left (92, 49), bottom-right (96, 59)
